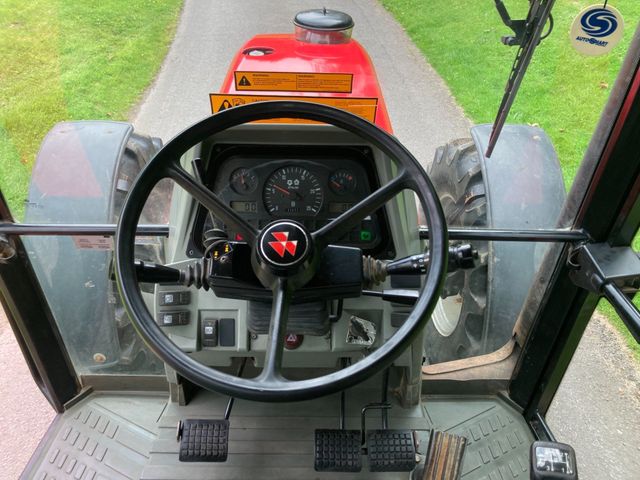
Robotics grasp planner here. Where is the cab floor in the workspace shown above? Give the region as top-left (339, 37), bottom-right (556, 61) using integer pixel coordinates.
top-left (23, 389), bottom-right (533, 480)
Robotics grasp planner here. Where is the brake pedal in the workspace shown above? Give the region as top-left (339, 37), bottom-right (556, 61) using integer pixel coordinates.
top-left (367, 429), bottom-right (416, 472)
top-left (177, 419), bottom-right (229, 462)
top-left (314, 429), bottom-right (362, 472)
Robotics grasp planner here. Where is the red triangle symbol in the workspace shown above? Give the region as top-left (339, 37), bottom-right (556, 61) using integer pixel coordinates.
top-left (284, 240), bottom-right (298, 256)
top-left (268, 241), bottom-right (286, 257)
top-left (272, 231), bottom-right (289, 242)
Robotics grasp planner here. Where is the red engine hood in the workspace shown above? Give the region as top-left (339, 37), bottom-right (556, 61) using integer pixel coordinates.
top-left (219, 34), bottom-right (392, 132)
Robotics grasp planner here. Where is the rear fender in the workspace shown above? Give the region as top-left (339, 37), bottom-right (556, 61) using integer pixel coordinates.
top-left (471, 124), bottom-right (566, 352)
top-left (24, 121), bottom-right (161, 371)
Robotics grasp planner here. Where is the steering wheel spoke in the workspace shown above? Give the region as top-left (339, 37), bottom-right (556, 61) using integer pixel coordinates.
top-left (313, 171), bottom-right (408, 246)
top-left (257, 279), bottom-right (292, 383)
top-left (168, 164), bottom-right (258, 244)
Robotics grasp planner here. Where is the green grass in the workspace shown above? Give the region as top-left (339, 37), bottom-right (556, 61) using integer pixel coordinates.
top-left (382, 0), bottom-right (640, 357)
top-left (0, 0), bottom-right (182, 218)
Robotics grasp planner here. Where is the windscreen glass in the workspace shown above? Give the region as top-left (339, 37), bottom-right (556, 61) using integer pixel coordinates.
top-left (0, 3), bottom-right (638, 379)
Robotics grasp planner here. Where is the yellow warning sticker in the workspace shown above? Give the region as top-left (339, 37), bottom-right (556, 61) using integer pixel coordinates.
top-left (210, 94), bottom-right (377, 124)
top-left (234, 71), bottom-right (353, 93)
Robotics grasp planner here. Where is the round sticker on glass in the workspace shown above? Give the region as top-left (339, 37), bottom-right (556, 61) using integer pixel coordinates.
top-left (570, 4), bottom-right (624, 56)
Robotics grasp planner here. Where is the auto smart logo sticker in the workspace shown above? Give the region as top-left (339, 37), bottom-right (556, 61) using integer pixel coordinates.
top-left (580, 8), bottom-right (618, 37)
top-left (570, 4), bottom-right (624, 56)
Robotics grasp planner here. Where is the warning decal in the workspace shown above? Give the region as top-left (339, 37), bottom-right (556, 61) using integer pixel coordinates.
top-left (72, 236), bottom-right (113, 250)
top-left (234, 71), bottom-right (353, 93)
top-left (210, 94), bottom-right (377, 123)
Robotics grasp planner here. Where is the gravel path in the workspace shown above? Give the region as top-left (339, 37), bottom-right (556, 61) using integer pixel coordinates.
top-left (547, 313), bottom-right (640, 479)
top-left (0, 309), bottom-right (55, 480)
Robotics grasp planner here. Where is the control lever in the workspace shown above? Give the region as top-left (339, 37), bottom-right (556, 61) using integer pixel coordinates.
top-left (128, 260), bottom-right (211, 290)
top-left (362, 244), bottom-right (477, 288)
top-left (386, 244), bottom-right (477, 276)
top-left (133, 260), bottom-right (183, 284)
top-left (361, 289), bottom-right (418, 305)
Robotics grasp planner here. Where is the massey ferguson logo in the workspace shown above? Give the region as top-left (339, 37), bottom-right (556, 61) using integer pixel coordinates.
top-left (268, 231), bottom-right (298, 258)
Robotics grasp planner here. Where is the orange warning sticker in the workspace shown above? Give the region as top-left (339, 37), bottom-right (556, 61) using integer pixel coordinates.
top-left (234, 71), bottom-right (353, 93)
top-left (210, 94), bottom-right (377, 123)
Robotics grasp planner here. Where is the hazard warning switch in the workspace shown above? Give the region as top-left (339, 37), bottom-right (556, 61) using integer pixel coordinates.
top-left (284, 333), bottom-right (303, 350)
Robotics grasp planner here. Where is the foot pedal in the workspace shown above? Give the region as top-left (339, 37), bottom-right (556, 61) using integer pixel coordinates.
top-left (177, 419), bottom-right (229, 462)
top-left (367, 429), bottom-right (416, 472)
top-left (314, 429), bottom-right (362, 472)
top-left (422, 430), bottom-right (467, 480)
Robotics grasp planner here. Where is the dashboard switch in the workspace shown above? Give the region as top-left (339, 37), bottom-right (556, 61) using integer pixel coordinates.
top-left (284, 333), bottom-right (303, 350)
top-left (202, 319), bottom-right (218, 347)
top-left (160, 291), bottom-right (191, 306)
top-left (219, 318), bottom-right (236, 347)
top-left (158, 311), bottom-right (190, 326)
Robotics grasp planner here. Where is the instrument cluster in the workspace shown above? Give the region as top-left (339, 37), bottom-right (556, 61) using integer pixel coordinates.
top-left (190, 145), bottom-right (392, 256)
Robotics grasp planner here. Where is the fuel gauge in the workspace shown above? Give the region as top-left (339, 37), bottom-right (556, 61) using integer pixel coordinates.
top-left (329, 169), bottom-right (357, 195)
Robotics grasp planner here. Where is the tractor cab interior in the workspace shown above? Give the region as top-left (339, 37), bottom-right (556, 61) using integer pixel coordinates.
top-left (2, 6), bottom-right (640, 480)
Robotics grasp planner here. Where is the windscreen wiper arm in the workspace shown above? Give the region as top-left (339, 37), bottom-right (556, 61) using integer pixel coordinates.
top-left (486, 0), bottom-right (556, 157)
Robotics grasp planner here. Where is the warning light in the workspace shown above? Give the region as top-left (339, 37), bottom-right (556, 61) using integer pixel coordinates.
top-left (360, 230), bottom-right (372, 241)
top-left (235, 233), bottom-right (244, 241)
top-left (224, 243), bottom-right (230, 254)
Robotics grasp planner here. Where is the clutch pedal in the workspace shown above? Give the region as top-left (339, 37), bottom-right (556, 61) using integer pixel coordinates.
top-left (177, 419), bottom-right (229, 462)
top-left (367, 429), bottom-right (416, 472)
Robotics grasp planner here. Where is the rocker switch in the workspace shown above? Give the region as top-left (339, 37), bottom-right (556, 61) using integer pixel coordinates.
top-left (202, 319), bottom-right (218, 347)
top-left (158, 311), bottom-right (190, 326)
top-left (160, 291), bottom-right (191, 306)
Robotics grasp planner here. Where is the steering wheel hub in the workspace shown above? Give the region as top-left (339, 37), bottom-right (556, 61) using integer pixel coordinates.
top-left (253, 221), bottom-right (316, 289)
top-left (258, 221), bottom-right (312, 269)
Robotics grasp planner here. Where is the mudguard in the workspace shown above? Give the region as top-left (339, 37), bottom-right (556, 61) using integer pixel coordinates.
top-left (24, 121), bottom-right (162, 373)
top-left (471, 124), bottom-right (566, 353)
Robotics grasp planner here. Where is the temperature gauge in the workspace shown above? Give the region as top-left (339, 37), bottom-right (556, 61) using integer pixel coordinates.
top-left (230, 168), bottom-right (258, 195)
top-left (329, 169), bottom-right (357, 195)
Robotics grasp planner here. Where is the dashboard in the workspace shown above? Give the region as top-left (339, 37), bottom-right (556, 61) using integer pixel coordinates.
top-left (155, 134), bottom-right (419, 369)
top-left (189, 145), bottom-right (394, 257)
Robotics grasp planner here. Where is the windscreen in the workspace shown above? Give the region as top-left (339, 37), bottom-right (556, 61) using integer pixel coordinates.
top-left (0, 2), bottom-right (638, 378)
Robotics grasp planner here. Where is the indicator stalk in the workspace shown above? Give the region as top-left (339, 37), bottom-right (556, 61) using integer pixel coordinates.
top-left (362, 244), bottom-right (477, 287)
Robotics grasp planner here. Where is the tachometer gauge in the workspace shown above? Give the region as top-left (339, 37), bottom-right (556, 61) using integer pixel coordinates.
top-left (329, 169), bottom-right (357, 195)
top-left (263, 166), bottom-right (323, 216)
top-left (229, 168), bottom-right (258, 194)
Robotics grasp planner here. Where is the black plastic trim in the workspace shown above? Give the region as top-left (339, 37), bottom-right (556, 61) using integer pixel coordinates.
top-left (0, 194), bottom-right (80, 412)
top-left (510, 29), bottom-right (640, 418)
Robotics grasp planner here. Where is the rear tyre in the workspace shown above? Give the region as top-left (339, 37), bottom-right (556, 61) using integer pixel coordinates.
top-left (424, 139), bottom-right (489, 364)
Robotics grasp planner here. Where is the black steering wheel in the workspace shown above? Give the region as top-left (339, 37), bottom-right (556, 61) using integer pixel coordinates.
top-left (115, 101), bottom-right (448, 402)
